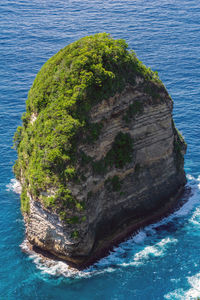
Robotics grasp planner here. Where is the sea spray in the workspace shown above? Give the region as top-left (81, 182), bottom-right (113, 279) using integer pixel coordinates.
top-left (164, 272), bottom-right (200, 299)
top-left (16, 175), bottom-right (200, 279)
top-left (6, 178), bottom-right (22, 194)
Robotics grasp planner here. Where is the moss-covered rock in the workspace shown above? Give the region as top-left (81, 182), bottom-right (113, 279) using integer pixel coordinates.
top-left (13, 33), bottom-right (161, 213)
top-left (13, 33), bottom-right (186, 268)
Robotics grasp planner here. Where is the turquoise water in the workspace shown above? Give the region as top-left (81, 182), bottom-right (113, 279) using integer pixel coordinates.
top-left (1, 0), bottom-right (200, 299)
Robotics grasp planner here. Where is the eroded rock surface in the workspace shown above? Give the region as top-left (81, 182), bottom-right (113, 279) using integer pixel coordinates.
top-left (14, 34), bottom-right (186, 268)
top-left (24, 81), bottom-right (186, 267)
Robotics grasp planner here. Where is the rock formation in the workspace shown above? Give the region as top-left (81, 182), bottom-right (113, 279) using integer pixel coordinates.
top-left (13, 33), bottom-right (187, 268)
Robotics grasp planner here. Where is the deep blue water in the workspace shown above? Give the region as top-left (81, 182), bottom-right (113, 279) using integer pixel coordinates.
top-left (1, 0), bottom-right (200, 299)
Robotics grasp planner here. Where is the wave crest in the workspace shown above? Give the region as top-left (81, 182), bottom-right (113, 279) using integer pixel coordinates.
top-left (6, 178), bottom-right (22, 194)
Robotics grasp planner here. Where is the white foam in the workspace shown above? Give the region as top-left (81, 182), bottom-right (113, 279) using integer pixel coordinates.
top-left (20, 239), bottom-right (115, 278)
top-left (188, 273), bottom-right (200, 292)
top-left (187, 174), bottom-right (196, 181)
top-left (20, 239), bottom-right (31, 253)
top-left (132, 230), bottom-right (147, 244)
top-left (164, 273), bottom-right (200, 299)
top-left (20, 240), bottom-right (84, 278)
top-left (95, 235), bottom-right (178, 270)
top-left (94, 181), bottom-right (199, 270)
top-left (190, 207), bottom-right (200, 226)
top-left (164, 289), bottom-right (185, 300)
top-left (112, 183), bottom-right (197, 257)
top-left (6, 178), bottom-right (22, 194)
top-left (25, 184), bottom-right (198, 277)
top-left (131, 237), bottom-right (177, 266)
top-left (19, 176), bottom-right (200, 278)
top-left (148, 185), bottom-right (198, 226)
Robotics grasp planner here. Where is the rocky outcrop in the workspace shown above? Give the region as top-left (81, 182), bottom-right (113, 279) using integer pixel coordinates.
top-left (24, 80), bottom-right (186, 268)
top-left (14, 34), bottom-right (187, 269)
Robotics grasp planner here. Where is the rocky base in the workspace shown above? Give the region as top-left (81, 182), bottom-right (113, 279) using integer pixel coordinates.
top-left (24, 184), bottom-right (189, 270)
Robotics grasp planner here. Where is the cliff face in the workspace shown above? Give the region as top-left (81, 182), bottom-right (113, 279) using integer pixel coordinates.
top-left (24, 81), bottom-right (186, 267)
top-left (14, 33), bottom-right (186, 268)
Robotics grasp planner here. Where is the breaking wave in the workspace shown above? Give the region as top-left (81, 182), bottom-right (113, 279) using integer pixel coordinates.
top-left (17, 174), bottom-right (200, 280)
top-left (164, 272), bottom-right (200, 299)
top-left (6, 178), bottom-right (22, 194)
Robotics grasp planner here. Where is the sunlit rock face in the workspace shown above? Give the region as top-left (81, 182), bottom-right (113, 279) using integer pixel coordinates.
top-left (14, 33), bottom-right (186, 268)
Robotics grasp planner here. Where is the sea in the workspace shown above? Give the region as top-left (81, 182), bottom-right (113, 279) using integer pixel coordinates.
top-left (1, 0), bottom-right (200, 299)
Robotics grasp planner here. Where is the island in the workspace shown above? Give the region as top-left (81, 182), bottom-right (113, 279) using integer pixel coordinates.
top-left (13, 33), bottom-right (187, 269)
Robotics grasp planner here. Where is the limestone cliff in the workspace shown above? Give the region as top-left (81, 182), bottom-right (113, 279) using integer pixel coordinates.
top-left (13, 33), bottom-right (186, 269)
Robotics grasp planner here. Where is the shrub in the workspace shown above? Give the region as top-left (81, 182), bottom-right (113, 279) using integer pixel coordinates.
top-left (123, 100), bottom-right (143, 123)
top-left (21, 188), bottom-right (30, 213)
top-left (13, 33), bottom-right (161, 213)
top-left (71, 230), bottom-right (79, 239)
top-left (105, 132), bottom-right (133, 168)
top-left (92, 132), bottom-right (133, 175)
top-left (105, 175), bottom-right (122, 192)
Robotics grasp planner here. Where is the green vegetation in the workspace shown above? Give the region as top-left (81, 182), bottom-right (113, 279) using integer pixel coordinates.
top-left (144, 82), bottom-right (162, 101)
top-left (93, 132), bottom-right (133, 174)
top-left (123, 100), bottom-right (143, 123)
top-left (71, 230), bottom-right (79, 239)
top-left (20, 187), bottom-right (30, 213)
top-left (176, 127), bottom-right (186, 147)
top-left (87, 191), bottom-right (93, 200)
top-left (59, 213), bottom-right (80, 224)
top-left (66, 216), bottom-right (79, 224)
top-left (172, 120), bottom-right (186, 171)
top-left (105, 175), bottom-right (122, 192)
top-left (84, 122), bottom-right (103, 144)
top-left (105, 132), bottom-right (133, 168)
top-left (80, 151), bottom-right (92, 166)
top-left (13, 33), bottom-right (161, 214)
top-left (42, 196), bottom-right (55, 208)
top-left (92, 160), bottom-right (106, 175)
